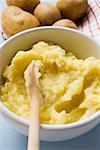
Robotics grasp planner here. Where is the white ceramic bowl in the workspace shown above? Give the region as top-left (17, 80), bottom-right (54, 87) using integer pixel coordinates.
top-left (0, 27), bottom-right (100, 142)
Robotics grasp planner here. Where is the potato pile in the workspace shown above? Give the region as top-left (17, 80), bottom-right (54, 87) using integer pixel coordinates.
top-left (2, 0), bottom-right (88, 37)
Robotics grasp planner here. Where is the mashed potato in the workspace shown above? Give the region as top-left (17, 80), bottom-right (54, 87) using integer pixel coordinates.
top-left (1, 42), bottom-right (100, 124)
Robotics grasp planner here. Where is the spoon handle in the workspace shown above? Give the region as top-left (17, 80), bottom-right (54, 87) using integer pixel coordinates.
top-left (28, 94), bottom-right (40, 150)
top-left (26, 62), bottom-right (40, 150)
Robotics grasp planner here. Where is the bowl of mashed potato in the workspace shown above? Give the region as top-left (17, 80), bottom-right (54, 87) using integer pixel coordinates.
top-left (0, 27), bottom-right (100, 141)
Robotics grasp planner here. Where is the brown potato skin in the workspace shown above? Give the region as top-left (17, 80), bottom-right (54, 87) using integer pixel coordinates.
top-left (6, 0), bottom-right (40, 12)
top-left (53, 19), bottom-right (77, 29)
top-left (2, 6), bottom-right (40, 36)
top-left (34, 4), bottom-right (61, 25)
top-left (57, 0), bottom-right (88, 21)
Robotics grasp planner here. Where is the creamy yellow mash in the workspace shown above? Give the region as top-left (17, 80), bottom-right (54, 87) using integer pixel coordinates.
top-left (1, 42), bottom-right (100, 124)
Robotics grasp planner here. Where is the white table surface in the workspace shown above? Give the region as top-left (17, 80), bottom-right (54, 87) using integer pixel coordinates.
top-left (0, 0), bottom-right (100, 150)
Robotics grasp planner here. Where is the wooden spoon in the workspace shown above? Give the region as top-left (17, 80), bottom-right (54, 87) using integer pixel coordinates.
top-left (25, 61), bottom-right (41, 150)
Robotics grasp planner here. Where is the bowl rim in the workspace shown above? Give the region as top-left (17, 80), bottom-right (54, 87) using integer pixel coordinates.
top-left (0, 26), bottom-right (100, 130)
top-left (0, 101), bottom-right (100, 130)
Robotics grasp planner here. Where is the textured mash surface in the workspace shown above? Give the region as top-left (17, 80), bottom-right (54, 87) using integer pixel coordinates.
top-left (1, 42), bottom-right (100, 124)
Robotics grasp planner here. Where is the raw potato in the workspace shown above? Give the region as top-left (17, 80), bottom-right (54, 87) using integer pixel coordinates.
top-left (34, 4), bottom-right (61, 25)
top-left (2, 6), bottom-right (40, 37)
top-left (6, 0), bottom-right (40, 12)
top-left (57, 0), bottom-right (88, 21)
top-left (53, 19), bottom-right (77, 29)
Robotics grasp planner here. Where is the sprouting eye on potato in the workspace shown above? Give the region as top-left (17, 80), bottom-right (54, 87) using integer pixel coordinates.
top-left (34, 4), bottom-right (61, 25)
top-left (2, 6), bottom-right (40, 37)
top-left (6, 0), bottom-right (40, 12)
